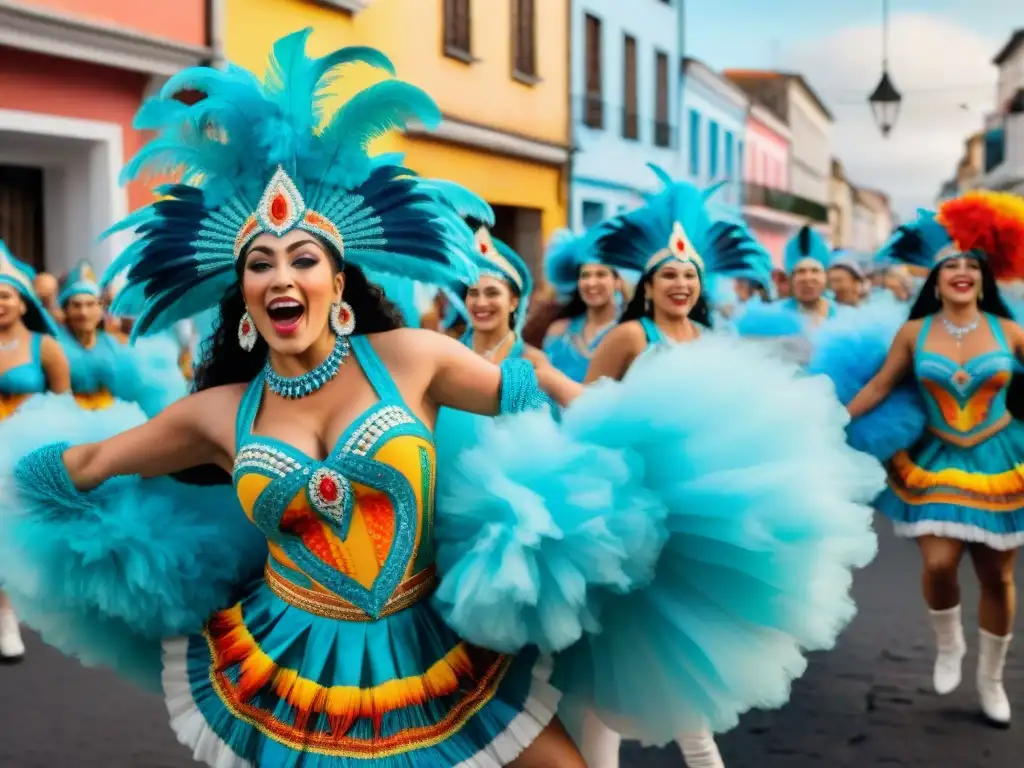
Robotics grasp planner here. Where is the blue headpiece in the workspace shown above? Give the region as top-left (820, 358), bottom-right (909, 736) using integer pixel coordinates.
top-left (588, 166), bottom-right (755, 297)
top-left (544, 229), bottom-right (600, 298)
top-left (875, 208), bottom-right (951, 271)
top-left (784, 226), bottom-right (832, 274)
top-left (102, 29), bottom-right (476, 341)
top-left (0, 243), bottom-right (60, 336)
top-left (706, 219), bottom-right (774, 290)
top-left (58, 260), bottom-right (102, 306)
top-left (472, 226), bottom-right (533, 335)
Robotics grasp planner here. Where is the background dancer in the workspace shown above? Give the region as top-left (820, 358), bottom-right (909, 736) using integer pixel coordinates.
top-left (845, 193), bottom-right (1024, 728)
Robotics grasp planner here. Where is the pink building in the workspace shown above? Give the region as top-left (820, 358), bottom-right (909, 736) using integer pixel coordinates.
top-left (741, 102), bottom-right (802, 269)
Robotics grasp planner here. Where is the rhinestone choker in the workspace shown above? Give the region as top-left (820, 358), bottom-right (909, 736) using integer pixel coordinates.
top-left (263, 334), bottom-right (350, 399)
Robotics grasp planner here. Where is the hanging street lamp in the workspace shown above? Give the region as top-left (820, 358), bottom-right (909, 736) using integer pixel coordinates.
top-left (868, 0), bottom-right (902, 137)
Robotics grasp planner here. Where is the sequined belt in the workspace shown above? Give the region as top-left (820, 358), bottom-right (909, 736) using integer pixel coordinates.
top-left (264, 561), bottom-right (437, 621)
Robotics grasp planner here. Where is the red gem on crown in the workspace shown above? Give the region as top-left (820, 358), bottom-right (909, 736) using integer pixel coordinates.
top-left (479, 243), bottom-right (488, 254)
top-left (318, 475), bottom-right (339, 503)
top-left (270, 193), bottom-right (288, 224)
top-left (676, 238), bottom-right (685, 252)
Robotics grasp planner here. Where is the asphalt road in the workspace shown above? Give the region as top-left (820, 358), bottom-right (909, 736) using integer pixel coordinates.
top-left (1, 519), bottom-right (1022, 767)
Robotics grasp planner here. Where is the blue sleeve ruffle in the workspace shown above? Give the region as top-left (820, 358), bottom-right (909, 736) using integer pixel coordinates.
top-left (108, 335), bottom-right (189, 417)
top-left (433, 334), bottom-right (882, 743)
top-left (807, 302), bottom-right (926, 461)
top-left (0, 395), bottom-right (267, 689)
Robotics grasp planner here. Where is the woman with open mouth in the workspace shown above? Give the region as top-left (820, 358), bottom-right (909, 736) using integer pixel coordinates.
top-left (0, 241), bottom-right (69, 663)
top-left (841, 192), bottom-right (1024, 728)
top-left (0, 31), bottom-right (880, 768)
top-left (540, 228), bottom-right (623, 382)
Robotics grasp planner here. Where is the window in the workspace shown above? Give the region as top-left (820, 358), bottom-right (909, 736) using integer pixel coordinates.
top-left (583, 14), bottom-right (603, 129)
top-left (724, 131), bottom-right (734, 178)
top-left (622, 34), bottom-right (638, 139)
top-left (582, 200), bottom-right (606, 230)
top-left (736, 139), bottom-right (744, 181)
top-left (688, 109), bottom-right (701, 176)
top-left (654, 51), bottom-right (670, 148)
top-left (444, 0), bottom-right (471, 59)
top-left (512, 0), bottom-right (536, 79)
top-left (708, 120), bottom-right (720, 179)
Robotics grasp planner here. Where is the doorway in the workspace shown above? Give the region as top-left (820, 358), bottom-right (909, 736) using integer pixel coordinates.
top-left (0, 165), bottom-right (45, 271)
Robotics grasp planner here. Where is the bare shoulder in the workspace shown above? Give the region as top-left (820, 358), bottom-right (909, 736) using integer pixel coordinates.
top-left (997, 315), bottom-right (1024, 343)
top-left (897, 317), bottom-right (924, 343)
top-left (603, 320), bottom-right (646, 349)
top-left (39, 333), bottom-right (65, 359)
top-left (367, 327), bottom-right (457, 358)
top-left (545, 318), bottom-right (570, 339)
top-left (521, 345), bottom-right (549, 366)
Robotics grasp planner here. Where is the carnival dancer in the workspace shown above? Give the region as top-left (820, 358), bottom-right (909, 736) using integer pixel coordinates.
top-left (780, 225), bottom-right (837, 326)
top-left (576, 178), bottom-right (843, 768)
top-left (0, 243), bottom-right (69, 662)
top-left (0, 31), bottom-right (880, 767)
top-left (705, 219), bottom-right (774, 325)
top-left (827, 254), bottom-right (867, 308)
top-left (58, 261), bottom-right (187, 416)
top-left (541, 228), bottom-right (623, 382)
top-left (838, 193), bottom-right (1024, 728)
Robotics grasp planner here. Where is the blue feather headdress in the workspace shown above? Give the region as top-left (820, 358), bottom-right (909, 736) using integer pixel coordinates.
top-left (102, 29), bottom-right (477, 340)
top-left (58, 260), bottom-right (102, 305)
top-left (875, 208), bottom-right (951, 272)
top-left (784, 226), bottom-right (832, 274)
top-left (0, 244), bottom-right (59, 336)
top-left (588, 166), bottom-right (759, 299)
top-left (471, 227), bottom-right (533, 335)
top-left (544, 229), bottom-right (599, 298)
top-left (706, 219), bottom-right (774, 290)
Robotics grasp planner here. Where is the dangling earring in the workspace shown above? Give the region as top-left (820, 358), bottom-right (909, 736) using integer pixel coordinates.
top-left (644, 295), bottom-right (652, 315)
top-left (238, 310), bottom-right (257, 352)
top-left (330, 301), bottom-right (355, 337)
top-left (934, 285), bottom-right (940, 300)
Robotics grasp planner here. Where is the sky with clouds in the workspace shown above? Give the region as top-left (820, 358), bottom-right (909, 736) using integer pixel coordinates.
top-left (684, 1), bottom-right (1017, 220)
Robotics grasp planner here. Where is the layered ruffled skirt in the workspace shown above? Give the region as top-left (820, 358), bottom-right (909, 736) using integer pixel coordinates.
top-left (878, 423), bottom-right (1024, 550)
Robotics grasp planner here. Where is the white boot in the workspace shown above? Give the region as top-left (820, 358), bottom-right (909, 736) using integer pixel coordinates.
top-left (0, 609), bottom-right (25, 660)
top-left (929, 605), bottom-right (966, 694)
top-left (977, 629), bottom-right (1012, 727)
top-left (677, 729), bottom-right (724, 768)
top-left (578, 710), bottom-right (622, 768)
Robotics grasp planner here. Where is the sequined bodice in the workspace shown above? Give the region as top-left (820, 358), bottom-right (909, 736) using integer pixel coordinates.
top-left (0, 333), bottom-right (45, 395)
top-left (232, 335), bottom-right (436, 619)
top-left (915, 314), bottom-right (1015, 439)
top-left (544, 315), bottom-right (613, 383)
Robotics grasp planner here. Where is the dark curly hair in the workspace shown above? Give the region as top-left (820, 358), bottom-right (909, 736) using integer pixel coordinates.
top-left (619, 271), bottom-right (712, 328)
top-left (175, 255), bottom-right (404, 485)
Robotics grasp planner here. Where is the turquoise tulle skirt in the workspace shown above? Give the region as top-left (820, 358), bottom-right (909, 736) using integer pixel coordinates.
top-left (434, 335), bottom-right (882, 743)
top-left (878, 423), bottom-right (1024, 550)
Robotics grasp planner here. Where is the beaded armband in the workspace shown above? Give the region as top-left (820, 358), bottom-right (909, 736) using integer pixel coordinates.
top-left (13, 441), bottom-right (88, 513)
top-left (498, 358), bottom-right (549, 415)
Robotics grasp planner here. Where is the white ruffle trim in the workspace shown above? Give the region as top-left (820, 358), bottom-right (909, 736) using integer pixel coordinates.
top-left (162, 637), bottom-right (253, 768)
top-left (162, 637), bottom-right (561, 768)
top-left (893, 521), bottom-right (1024, 551)
top-left (454, 655), bottom-right (562, 768)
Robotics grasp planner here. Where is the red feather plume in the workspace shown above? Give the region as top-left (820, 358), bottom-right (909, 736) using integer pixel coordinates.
top-left (937, 191), bottom-right (1024, 280)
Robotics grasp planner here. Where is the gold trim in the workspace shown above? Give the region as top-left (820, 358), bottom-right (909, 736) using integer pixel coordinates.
top-left (264, 562), bottom-right (437, 620)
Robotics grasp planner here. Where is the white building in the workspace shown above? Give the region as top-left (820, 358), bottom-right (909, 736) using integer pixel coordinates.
top-left (978, 29), bottom-right (1024, 193)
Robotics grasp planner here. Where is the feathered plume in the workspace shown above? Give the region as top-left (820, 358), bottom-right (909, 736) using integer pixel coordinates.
top-left (783, 225), bottom-right (831, 273)
top-left (544, 229), bottom-right (593, 298)
top-left (104, 29), bottom-right (476, 339)
top-left (875, 208), bottom-right (950, 273)
top-left (707, 219), bottom-right (774, 288)
top-left (937, 191), bottom-right (1024, 280)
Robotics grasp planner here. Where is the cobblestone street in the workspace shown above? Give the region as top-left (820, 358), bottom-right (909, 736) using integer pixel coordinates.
top-left (2, 520), bottom-right (1021, 767)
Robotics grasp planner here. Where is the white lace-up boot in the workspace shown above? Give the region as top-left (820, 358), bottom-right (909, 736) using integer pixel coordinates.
top-left (677, 729), bottom-right (725, 768)
top-left (977, 629), bottom-right (1012, 727)
top-left (0, 609), bottom-right (25, 661)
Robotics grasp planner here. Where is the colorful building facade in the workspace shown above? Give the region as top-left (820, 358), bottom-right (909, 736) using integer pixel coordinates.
top-left (221, 0), bottom-right (571, 275)
top-left (0, 0), bottom-right (211, 273)
top-left (570, 0), bottom-right (684, 229)
top-left (680, 58), bottom-right (748, 215)
top-left (742, 102), bottom-right (796, 267)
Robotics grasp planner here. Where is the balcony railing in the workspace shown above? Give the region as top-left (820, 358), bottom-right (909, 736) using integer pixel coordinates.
top-left (581, 94), bottom-right (604, 130)
top-left (744, 182), bottom-right (828, 223)
top-left (653, 119), bottom-right (672, 149)
top-left (622, 107), bottom-right (639, 140)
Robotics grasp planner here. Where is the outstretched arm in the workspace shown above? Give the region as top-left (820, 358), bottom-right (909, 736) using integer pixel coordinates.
top-left (62, 386), bottom-right (240, 490)
top-left (846, 323), bottom-right (916, 419)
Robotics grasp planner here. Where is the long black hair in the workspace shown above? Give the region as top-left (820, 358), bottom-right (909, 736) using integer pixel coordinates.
top-left (907, 258), bottom-right (1024, 420)
top-left (176, 257), bottom-right (404, 485)
top-left (618, 270), bottom-right (712, 328)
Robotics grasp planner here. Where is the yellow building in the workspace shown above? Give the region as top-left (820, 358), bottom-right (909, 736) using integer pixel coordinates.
top-left (221, 0), bottom-right (571, 275)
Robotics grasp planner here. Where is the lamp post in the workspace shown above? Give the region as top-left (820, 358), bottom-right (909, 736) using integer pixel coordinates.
top-left (868, 0), bottom-right (902, 137)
